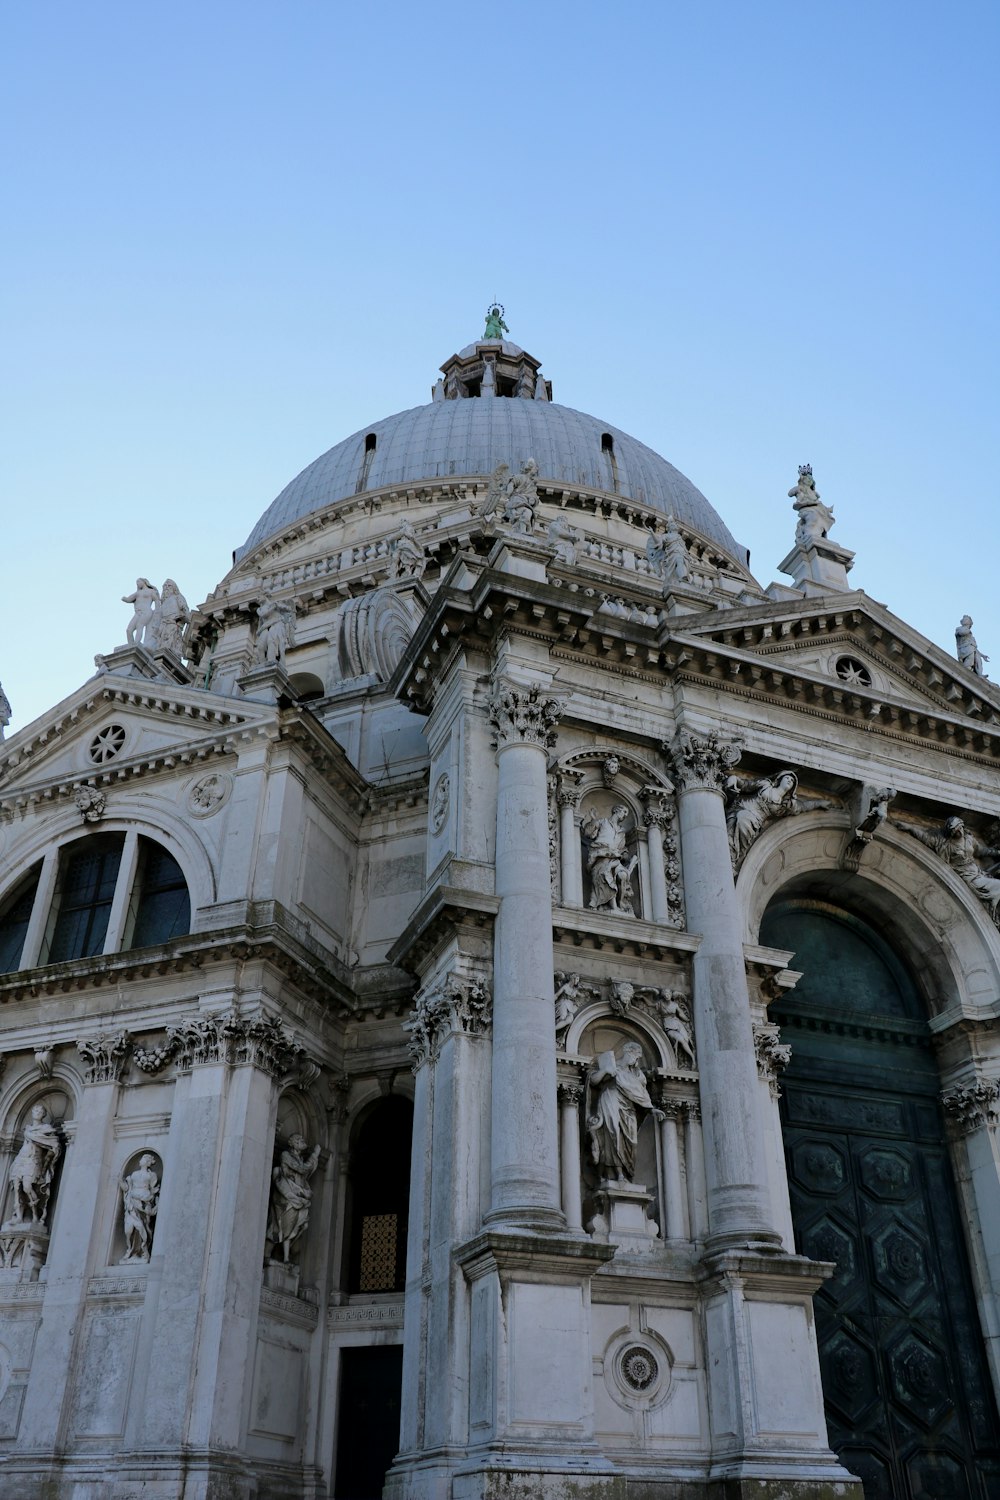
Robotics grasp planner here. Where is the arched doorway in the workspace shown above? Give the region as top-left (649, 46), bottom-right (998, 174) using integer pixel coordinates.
top-left (761, 898), bottom-right (1000, 1499)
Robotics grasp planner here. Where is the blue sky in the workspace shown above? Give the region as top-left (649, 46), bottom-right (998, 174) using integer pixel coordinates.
top-left (3, 1), bottom-right (997, 732)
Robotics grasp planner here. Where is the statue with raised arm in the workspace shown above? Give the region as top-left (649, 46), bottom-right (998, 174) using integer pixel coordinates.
top-left (582, 804), bottom-right (639, 915)
top-left (897, 815), bottom-right (1000, 922)
top-left (503, 459), bottom-right (540, 534)
top-left (789, 465), bottom-right (835, 546)
top-left (0, 680), bottom-right (10, 740)
top-left (120, 1154), bottom-right (160, 1262)
top-left (726, 769), bottom-right (800, 863)
top-left (266, 1133), bottom-right (321, 1263)
top-left (646, 516), bottom-right (689, 584)
top-left (483, 303), bottom-right (509, 341)
top-left (586, 1041), bottom-right (664, 1182)
top-left (5, 1104), bottom-right (62, 1228)
top-left (122, 578), bottom-right (160, 647)
top-left (956, 616), bottom-right (989, 677)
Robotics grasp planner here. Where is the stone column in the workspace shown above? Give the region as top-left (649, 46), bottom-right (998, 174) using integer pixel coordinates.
top-left (669, 730), bottom-right (781, 1249)
top-left (659, 1099), bottom-right (688, 1240)
top-left (487, 680), bottom-right (564, 1228)
top-left (557, 1080), bottom-right (583, 1231)
top-left (556, 771), bottom-right (584, 907)
top-left (641, 788), bottom-right (672, 924)
top-left (684, 1099), bottom-right (708, 1239)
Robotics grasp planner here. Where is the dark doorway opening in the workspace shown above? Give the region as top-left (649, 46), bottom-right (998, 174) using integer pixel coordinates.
top-left (334, 1344), bottom-right (403, 1499)
top-left (762, 900), bottom-right (1000, 1499)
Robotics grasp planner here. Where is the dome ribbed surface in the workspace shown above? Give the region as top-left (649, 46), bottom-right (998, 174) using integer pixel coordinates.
top-left (236, 399), bottom-right (748, 564)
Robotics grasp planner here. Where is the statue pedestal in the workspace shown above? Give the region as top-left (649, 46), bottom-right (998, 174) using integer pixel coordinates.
top-left (779, 537), bottom-right (855, 594)
top-left (263, 1259), bottom-right (301, 1296)
top-left (589, 1180), bottom-right (659, 1250)
top-left (0, 1224), bottom-right (50, 1281)
top-left (237, 662), bottom-right (293, 705)
top-left (487, 531), bottom-right (553, 583)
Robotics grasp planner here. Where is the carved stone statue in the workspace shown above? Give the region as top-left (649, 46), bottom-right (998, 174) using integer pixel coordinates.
top-left (120, 1154), bottom-right (160, 1263)
top-left (646, 516), bottom-right (688, 584)
top-left (150, 579), bottom-right (191, 656)
top-left (0, 680), bottom-right (10, 740)
top-left (897, 816), bottom-right (1000, 922)
top-left (4, 1105), bottom-right (62, 1228)
top-left (789, 465), bottom-right (835, 545)
top-left (554, 972), bottom-right (588, 1041)
top-left (586, 1042), bottom-right (663, 1182)
top-left (254, 595), bottom-right (296, 666)
top-left (855, 785), bottom-right (896, 844)
top-left (956, 616), bottom-right (989, 677)
top-left (654, 990), bottom-right (696, 1069)
top-left (122, 578), bottom-right (160, 647)
top-left (386, 519), bottom-right (425, 580)
top-left (547, 513), bottom-right (581, 565)
top-left (266, 1133), bottom-right (321, 1263)
top-left (483, 304), bottom-right (509, 341)
top-left (726, 769), bottom-right (817, 864)
top-left (503, 459), bottom-right (540, 534)
top-left (582, 804), bottom-right (638, 915)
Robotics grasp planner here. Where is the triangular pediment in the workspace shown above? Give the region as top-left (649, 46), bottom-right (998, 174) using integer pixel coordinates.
top-left (670, 592), bottom-right (1000, 727)
top-left (0, 675), bottom-right (260, 800)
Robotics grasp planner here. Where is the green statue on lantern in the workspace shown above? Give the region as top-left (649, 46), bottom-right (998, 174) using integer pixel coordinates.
top-left (483, 303), bottom-right (509, 341)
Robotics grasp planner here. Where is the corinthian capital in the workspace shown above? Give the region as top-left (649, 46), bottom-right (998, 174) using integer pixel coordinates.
top-left (668, 728), bottom-right (743, 792)
top-left (489, 680), bottom-right (564, 750)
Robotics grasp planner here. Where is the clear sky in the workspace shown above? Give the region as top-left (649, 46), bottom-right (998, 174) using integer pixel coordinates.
top-left (3, 2), bottom-right (997, 734)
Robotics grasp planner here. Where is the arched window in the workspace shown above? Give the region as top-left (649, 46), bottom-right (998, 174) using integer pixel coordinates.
top-left (0, 864), bottom-right (42, 973)
top-left (0, 832), bottom-right (192, 973)
top-left (345, 1096), bottom-right (412, 1294)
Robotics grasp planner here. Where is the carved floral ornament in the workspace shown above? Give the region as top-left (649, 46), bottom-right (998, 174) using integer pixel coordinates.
top-left (668, 729), bottom-right (743, 793)
top-left (941, 1080), bottom-right (1000, 1137)
top-left (753, 1022), bottom-right (792, 1100)
top-left (488, 681), bottom-right (564, 751)
top-left (404, 972), bottom-right (493, 1068)
top-left (75, 1012), bottom-right (322, 1086)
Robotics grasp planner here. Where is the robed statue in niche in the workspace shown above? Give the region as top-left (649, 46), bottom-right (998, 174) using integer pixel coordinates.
top-left (586, 1041), bottom-right (663, 1182)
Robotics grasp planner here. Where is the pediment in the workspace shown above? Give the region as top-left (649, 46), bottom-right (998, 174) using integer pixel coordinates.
top-left (0, 678), bottom-right (259, 800)
top-left (674, 595), bottom-right (1000, 728)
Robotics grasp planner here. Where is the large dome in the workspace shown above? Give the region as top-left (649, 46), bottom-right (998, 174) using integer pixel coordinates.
top-left (238, 400), bottom-right (748, 565)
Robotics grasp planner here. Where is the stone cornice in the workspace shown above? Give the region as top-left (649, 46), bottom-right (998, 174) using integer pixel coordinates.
top-left (387, 885), bottom-right (500, 974)
top-left (0, 910), bottom-right (358, 1013)
top-left (551, 907), bottom-right (700, 961)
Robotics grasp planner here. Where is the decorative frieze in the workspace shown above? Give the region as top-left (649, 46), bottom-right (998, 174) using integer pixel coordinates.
top-left (77, 1031), bottom-right (132, 1084)
top-left (404, 972), bottom-right (493, 1068)
top-left (753, 1023), bottom-right (792, 1100)
top-left (668, 729), bottom-right (743, 793)
top-left (941, 1080), bottom-right (1000, 1136)
top-left (488, 681), bottom-right (563, 750)
top-left (132, 1012), bottom-right (317, 1083)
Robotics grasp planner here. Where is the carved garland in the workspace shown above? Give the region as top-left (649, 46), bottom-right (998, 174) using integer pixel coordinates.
top-left (132, 1012), bottom-right (318, 1085)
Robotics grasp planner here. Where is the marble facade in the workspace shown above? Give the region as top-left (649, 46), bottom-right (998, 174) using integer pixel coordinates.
top-left (0, 327), bottom-right (999, 1498)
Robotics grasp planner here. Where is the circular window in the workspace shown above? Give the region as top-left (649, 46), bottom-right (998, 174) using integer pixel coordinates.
top-left (835, 657), bottom-right (872, 688)
top-left (619, 1344), bottom-right (658, 1391)
top-left (88, 723), bottom-right (127, 765)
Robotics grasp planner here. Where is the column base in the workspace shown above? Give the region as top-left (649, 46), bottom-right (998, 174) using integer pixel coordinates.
top-left (388, 1458), bottom-right (862, 1500)
top-left (482, 1204), bottom-right (567, 1232)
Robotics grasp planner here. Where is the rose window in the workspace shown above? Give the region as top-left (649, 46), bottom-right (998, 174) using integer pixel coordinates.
top-left (88, 724), bottom-right (127, 765)
top-left (835, 657), bottom-right (872, 688)
top-left (619, 1344), bottom-right (658, 1391)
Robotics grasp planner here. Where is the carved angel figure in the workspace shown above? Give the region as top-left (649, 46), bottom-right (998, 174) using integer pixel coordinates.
top-left (582, 804), bottom-right (638, 916)
top-left (726, 770), bottom-right (800, 863)
top-left (5, 1104), bottom-right (62, 1228)
top-left (855, 785), bottom-right (896, 844)
top-left (122, 578), bottom-right (160, 647)
top-left (898, 816), bottom-right (1000, 922)
top-left (120, 1153), bottom-right (160, 1262)
top-left (554, 972), bottom-right (588, 1040)
top-left (789, 465), bottom-right (835, 545)
top-left (956, 616), bottom-right (989, 677)
top-left (266, 1133), bottom-right (321, 1263)
top-left (586, 1042), bottom-right (663, 1182)
top-left (655, 990), bottom-right (696, 1069)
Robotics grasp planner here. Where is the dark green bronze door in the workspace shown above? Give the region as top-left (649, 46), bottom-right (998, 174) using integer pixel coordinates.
top-left (762, 901), bottom-right (1000, 1499)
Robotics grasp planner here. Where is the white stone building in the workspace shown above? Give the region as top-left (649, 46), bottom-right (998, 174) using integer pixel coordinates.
top-left (1, 320), bottom-right (1000, 1499)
